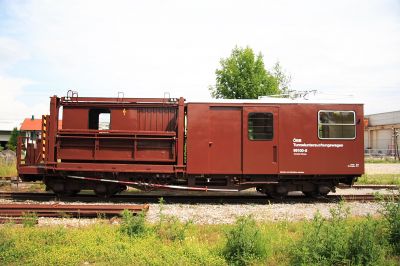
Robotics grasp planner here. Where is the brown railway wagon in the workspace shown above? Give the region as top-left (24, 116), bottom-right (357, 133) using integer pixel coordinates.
top-left (17, 92), bottom-right (364, 198)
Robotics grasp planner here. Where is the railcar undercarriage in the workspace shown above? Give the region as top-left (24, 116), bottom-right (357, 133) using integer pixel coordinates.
top-left (28, 172), bottom-right (358, 198)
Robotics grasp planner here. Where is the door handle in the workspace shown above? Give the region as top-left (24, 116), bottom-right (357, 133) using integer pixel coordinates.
top-left (273, 145), bottom-right (277, 162)
top-left (209, 141), bottom-right (213, 146)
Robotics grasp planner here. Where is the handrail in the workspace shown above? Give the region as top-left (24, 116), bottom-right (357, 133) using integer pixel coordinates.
top-left (58, 129), bottom-right (176, 136)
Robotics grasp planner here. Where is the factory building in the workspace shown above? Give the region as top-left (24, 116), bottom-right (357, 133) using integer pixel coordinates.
top-left (364, 110), bottom-right (400, 158)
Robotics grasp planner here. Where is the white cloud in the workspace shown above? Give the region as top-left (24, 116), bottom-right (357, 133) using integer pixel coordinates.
top-left (0, 37), bottom-right (30, 72)
top-left (0, 0), bottom-right (398, 118)
top-left (0, 75), bottom-right (47, 122)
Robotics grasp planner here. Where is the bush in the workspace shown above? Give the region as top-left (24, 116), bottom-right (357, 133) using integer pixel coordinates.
top-left (119, 210), bottom-right (147, 237)
top-left (291, 213), bottom-right (348, 265)
top-left (347, 216), bottom-right (387, 265)
top-left (156, 215), bottom-right (190, 242)
top-left (381, 195), bottom-right (400, 255)
top-left (223, 215), bottom-right (267, 265)
top-left (291, 202), bottom-right (390, 266)
top-left (155, 197), bottom-right (190, 242)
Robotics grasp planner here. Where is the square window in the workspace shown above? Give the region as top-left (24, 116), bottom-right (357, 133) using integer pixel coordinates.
top-left (248, 112), bottom-right (273, 140)
top-left (318, 111), bottom-right (355, 139)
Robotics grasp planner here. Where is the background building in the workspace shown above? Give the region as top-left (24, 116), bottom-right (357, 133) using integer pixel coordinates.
top-left (364, 110), bottom-right (400, 158)
top-left (20, 118), bottom-right (42, 141)
top-left (0, 120), bottom-right (20, 149)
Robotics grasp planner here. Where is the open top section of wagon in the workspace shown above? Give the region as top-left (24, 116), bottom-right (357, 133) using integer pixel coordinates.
top-left (16, 91), bottom-right (364, 198)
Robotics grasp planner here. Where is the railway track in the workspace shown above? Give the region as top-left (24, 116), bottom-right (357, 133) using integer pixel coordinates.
top-left (0, 203), bottom-right (148, 221)
top-left (0, 191), bottom-right (397, 203)
top-left (337, 184), bottom-right (399, 190)
top-left (2, 179), bottom-right (398, 190)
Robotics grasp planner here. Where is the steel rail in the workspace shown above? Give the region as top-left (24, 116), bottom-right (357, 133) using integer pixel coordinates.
top-left (0, 191), bottom-right (397, 204)
top-left (0, 203), bottom-right (149, 218)
top-left (338, 184), bottom-right (399, 190)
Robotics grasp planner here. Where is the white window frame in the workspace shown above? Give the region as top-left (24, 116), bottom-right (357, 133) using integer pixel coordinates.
top-left (318, 110), bottom-right (356, 140)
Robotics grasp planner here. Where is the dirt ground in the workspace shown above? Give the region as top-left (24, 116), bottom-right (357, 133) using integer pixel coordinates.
top-left (365, 163), bottom-right (400, 174)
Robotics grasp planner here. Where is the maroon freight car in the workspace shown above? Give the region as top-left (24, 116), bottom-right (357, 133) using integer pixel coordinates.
top-left (17, 92), bottom-right (364, 198)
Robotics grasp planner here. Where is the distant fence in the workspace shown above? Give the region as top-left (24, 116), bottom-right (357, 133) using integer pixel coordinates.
top-left (365, 149), bottom-right (399, 159)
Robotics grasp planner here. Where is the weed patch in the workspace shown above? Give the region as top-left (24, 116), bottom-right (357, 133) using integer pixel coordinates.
top-left (347, 217), bottom-right (387, 265)
top-left (156, 215), bottom-right (191, 241)
top-left (365, 157), bottom-right (400, 164)
top-left (119, 210), bottom-right (148, 237)
top-left (357, 174), bottom-right (400, 185)
top-left (22, 212), bottom-right (38, 227)
top-left (381, 195), bottom-right (400, 255)
top-left (1, 205), bottom-right (400, 266)
top-left (0, 231), bottom-right (18, 263)
top-left (290, 202), bottom-right (390, 266)
top-left (156, 197), bottom-right (190, 241)
top-left (223, 215), bottom-right (268, 265)
top-left (0, 161), bottom-right (16, 177)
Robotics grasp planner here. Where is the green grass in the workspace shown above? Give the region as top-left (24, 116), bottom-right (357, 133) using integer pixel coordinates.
top-left (1, 205), bottom-right (400, 266)
top-left (1, 222), bottom-right (226, 266)
top-left (357, 174), bottom-right (400, 185)
top-left (365, 158), bottom-right (400, 164)
top-left (0, 161), bottom-right (17, 178)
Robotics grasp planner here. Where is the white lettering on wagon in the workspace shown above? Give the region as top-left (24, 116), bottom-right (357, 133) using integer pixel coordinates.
top-left (292, 138), bottom-right (344, 156)
top-left (347, 163), bottom-right (360, 168)
top-left (279, 170), bottom-right (305, 174)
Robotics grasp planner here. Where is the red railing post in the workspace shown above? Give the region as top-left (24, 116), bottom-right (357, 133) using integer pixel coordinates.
top-left (176, 97), bottom-right (185, 168)
top-left (47, 96), bottom-right (60, 163)
top-left (16, 136), bottom-right (22, 170)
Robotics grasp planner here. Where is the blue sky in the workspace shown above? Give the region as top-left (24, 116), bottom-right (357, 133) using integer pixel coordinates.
top-left (0, 0), bottom-right (399, 122)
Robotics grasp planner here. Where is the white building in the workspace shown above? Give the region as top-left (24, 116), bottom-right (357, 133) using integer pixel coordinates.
top-left (364, 110), bottom-right (400, 157)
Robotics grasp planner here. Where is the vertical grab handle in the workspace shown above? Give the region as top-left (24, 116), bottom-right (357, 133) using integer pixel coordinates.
top-left (273, 145), bottom-right (277, 163)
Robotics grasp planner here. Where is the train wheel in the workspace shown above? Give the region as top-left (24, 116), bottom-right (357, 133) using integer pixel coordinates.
top-left (303, 191), bottom-right (319, 198)
top-left (94, 183), bottom-right (126, 198)
top-left (266, 186), bottom-right (288, 199)
top-left (57, 189), bottom-right (81, 197)
top-left (303, 185), bottom-right (331, 198)
top-left (94, 184), bottom-right (110, 198)
top-left (45, 177), bottom-right (82, 197)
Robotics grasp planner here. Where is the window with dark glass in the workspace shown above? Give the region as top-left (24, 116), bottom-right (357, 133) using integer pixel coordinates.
top-left (318, 111), bottom-right (356, 139)
top-left (248, 112), bottom-right (273, 140)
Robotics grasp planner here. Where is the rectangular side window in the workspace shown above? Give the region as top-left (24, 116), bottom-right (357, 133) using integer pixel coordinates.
top-left (248, 112), bottom-right (273, 140)
top-left (318, 110), bottom-right (355, 139)
top-left (89, 109), bottom-right (111, 130)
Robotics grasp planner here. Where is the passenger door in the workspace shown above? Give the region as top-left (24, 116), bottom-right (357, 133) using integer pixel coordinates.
top-left (242, 106), bottom-right (279, 174)
top-left (208, 106), bottom-right (242, 174)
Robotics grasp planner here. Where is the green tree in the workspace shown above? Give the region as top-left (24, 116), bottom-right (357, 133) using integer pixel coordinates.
top-left (6, 127), bottom-right (19, 151)
top-left (272, 61), bottom-right (292, 95)
top-left (209, 46), bottom-right (282, 99)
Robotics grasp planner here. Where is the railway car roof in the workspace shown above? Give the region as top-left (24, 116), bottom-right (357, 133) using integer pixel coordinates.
top-left (187, 97), bottom-right (363, 105)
